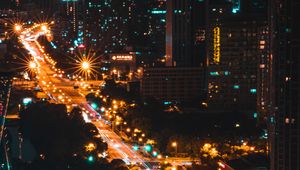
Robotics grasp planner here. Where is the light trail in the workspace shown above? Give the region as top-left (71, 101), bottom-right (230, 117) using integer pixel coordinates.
top-left (18, 23), bottom-right (152, 169)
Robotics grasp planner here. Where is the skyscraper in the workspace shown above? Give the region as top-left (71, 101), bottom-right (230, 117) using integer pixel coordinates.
top-left (166, 0), bottom-right (206, 67)
top-left (270, 0), bottom-right (300, 169)
top-left (0, 70), bottom-right (13, 170)
top-left (206, 0), bottom-right (268, 114)
top-left (148, 0), bottom-right (167, 59)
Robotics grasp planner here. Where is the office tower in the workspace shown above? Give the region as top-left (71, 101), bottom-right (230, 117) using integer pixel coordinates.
top-left (0, 70), bottom-right (13, 170)
top-left (83, 0), bottom-right (134, 53)
top-left (62, 0), bottom-right (85, 45)
top-left (166, 0), bottom-right (206, 67)
top-left (141, 67), bottom-right (204, 103)
top-left (206, 0), bottom-right (268, 114)
top-left (31, 0), bottom-right (60, 14)
top-left (270, 0), bottom-right (300, 169)
top-left (148, 0), bottom-right (167, 59)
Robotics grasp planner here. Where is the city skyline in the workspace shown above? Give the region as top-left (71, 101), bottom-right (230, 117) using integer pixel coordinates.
top-left (0, 0), bottom-right (298, 170)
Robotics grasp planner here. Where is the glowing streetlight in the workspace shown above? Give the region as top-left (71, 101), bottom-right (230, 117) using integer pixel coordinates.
top-left (172, 142), bottom-right (177, 147)
top-left (41, 24), bottom-right (48, 32)
top-left (81, 61), bottom-right (90, 70)
top-left (172, 142), bottom-right (178, 156)
top-left (14, 24), bottom-right (22, 32)
top-left (29, 61), bottom-right (37, 69)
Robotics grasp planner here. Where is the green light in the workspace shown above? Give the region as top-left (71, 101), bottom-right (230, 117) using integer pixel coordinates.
top-left (253, 112), bottom-right (258, 118)
top-left (144, 144), bottom-right (152, 152)
top-left (100, 107), bottom-right (105, 112)
top-left (270, 117), bottom-right (275, 123)
top-left (233, 85), bottom-right (240, 89)
top-left (210, 72), bottom-right (219, 76)
top-left (250, 89), bottom-right (257, 93)
top-left (23, 98), bottom-right (32, 106)
top-left (231, 0), bottom-right (240, 14)
top-left (151, 10), bottom-right (166, 14)
top-left (91, 103), bottom-right (98, 110)
top-left (88, 156), bottom-right (94, 162)
top-left (152, 151), bottom-right (158, 157)
top-left (133, 145), bottom-right (139, 151)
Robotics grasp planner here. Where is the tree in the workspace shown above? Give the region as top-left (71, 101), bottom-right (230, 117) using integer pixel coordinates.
top-left (19, 102), bottom-right (108, 168)
top-left (84, 123), bottom-right (99, 139)
top-left (70, 107), bottom-right (85, 127)
top-left (110, 159), bottom-right (129, 170)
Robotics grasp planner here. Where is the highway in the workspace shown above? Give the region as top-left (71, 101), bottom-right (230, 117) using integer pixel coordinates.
top-left (19, 23), bottom-right (152, 169)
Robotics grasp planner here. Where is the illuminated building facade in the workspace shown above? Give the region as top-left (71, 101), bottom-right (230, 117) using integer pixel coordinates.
top-left (59, 0), bottom-right (86, 47)
top-left (141, 67), bottom-right (204, 103)
top-left (0, 70), bottom-right (13, 168)
top-left (270, 0), bottom-right (300, 169)
top-left (207, 0), bottom-right (268, 114)
top-left (166, 0), bottom-right (206, 67)
top-left (84, 0), bottom-right (132, 53)
top-left (108, 53), bottom-right (136, 73)
top-left (148, 0), bottom-right (167, 59)
top-left (59, 0), bottom-right (150, 55)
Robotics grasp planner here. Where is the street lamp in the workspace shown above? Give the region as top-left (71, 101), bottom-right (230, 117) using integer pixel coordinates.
top-left (14, 23), bottom-right (22, 32)
top-left (80, 61), bottom-right (91, 81)
top-left (172, 142), bottom-right (177, 156)
top-left (28, 61), bottom-right (37, 69)
top-left (41, 24), bottom-right (48, 32)
top-left (81, 61), bottom-right (90, 70)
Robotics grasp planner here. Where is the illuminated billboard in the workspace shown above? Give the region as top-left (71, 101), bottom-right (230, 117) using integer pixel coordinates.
top-left (108, 54), bottom-right (136, 72)
top-left (62, 0), bottom-right (78, 2)
top-left (213, 27), bottom-right (220, 64)
top-left (111, 55), bottom-right (133, 61)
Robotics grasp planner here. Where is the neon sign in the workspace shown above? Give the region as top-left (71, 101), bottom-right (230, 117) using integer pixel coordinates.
top-left (213, 27), bottom-right (220, 64)
top-left (111, 55), bottom-right (133, 61)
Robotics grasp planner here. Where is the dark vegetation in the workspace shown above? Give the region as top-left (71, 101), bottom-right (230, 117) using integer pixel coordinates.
top-left (13, 102), bottom-right (129, 170)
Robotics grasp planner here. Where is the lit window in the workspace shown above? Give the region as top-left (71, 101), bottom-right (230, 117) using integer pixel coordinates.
top-left (250, 89), bottom-right (257, 93)
top-left (270, 117), bottom-right (275, 123)
top-left (285, 118), bottom-right (289, 124)
top-left (210, 72), bottom-right (219, 76)
top-left (233, 85), bottom-right (240, 89)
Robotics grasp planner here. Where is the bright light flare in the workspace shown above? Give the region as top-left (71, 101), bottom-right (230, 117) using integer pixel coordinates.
top-left (71, 50), bottom-right (100, 80)
top-left (81, 61), bottom-right (90, 70)
top-left (41, 24), bottom-right (48, 32)
top-left (14, 24), bottom-right (22, 32)
top-left (29, 61), bottom-right (37, 69)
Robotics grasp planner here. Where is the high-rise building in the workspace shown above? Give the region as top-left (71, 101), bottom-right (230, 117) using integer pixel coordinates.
top-left (0, 70), bottom-right (13, 169)
top-left (31, 0), bottom-right (60, 14)
top-left (141, 67), bottom-right (204, 103)
top-left (270, 0), bottom-right (300, 169)
top-left (147, 0), bottom-right (167, 59)
top-left (206, 0), bottom-right (268, 115)
top-left (60, 0), bottom-right (85, 46)
top-left (84, 0), bottom-right (131, 53)
top-left (165, 0), bottom-right (206, 67)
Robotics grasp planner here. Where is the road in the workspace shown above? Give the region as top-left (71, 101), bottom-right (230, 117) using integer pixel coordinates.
top-left (19, 24), bottom-right (152, 169)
